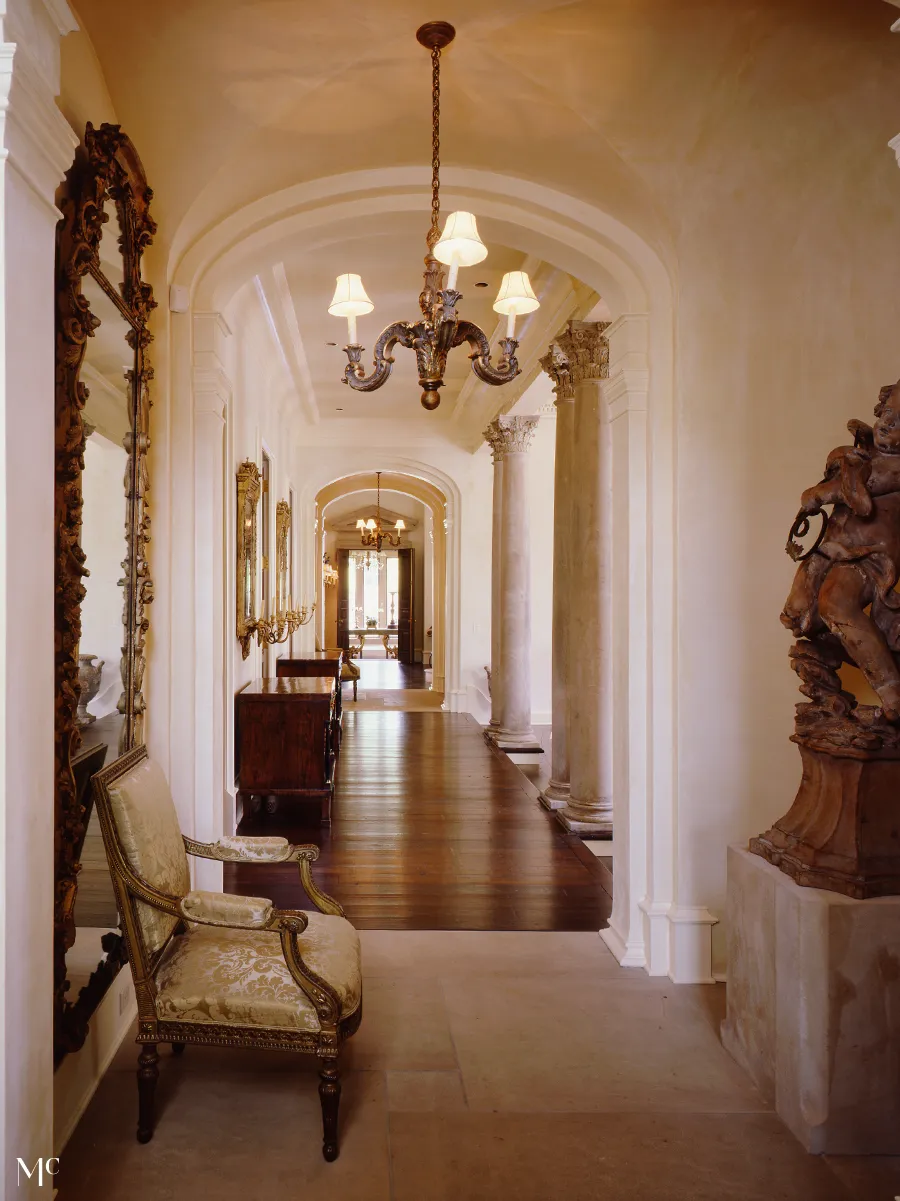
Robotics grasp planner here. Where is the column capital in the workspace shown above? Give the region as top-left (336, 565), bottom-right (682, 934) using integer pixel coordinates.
top-left (554, 320), bottom-right (611, 386)
top-left (483, 414), bottom-right (540, 460)
top-left (539, 342), bottom-right (575, 405)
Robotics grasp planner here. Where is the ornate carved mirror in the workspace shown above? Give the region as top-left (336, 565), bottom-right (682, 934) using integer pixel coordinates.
top-left (237, 460), bottom-right (261, 659)
top-left (54, 123), bottom-right (156, 1062)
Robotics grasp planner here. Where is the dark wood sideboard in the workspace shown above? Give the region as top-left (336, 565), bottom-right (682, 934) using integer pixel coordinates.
top-left (235, 677), bottom-right (337, 824)
top-left (276, 651), bottom-right (344, 747)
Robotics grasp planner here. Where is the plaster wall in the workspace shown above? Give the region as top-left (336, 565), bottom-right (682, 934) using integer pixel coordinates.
top-left (0, 0), bottom-right (79, 1190)
top-left (224, 281), bottom-right (311, 829)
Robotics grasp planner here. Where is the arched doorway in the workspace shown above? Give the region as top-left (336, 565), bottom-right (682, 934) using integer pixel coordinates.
top-left (315, 471), bottom-right (448, 702)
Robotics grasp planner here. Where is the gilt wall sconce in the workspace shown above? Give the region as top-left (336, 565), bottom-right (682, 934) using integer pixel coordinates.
top-left (236, 463), bottom-right (314, 658)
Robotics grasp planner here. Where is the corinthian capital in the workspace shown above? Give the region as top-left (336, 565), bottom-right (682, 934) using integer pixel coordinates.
top-left (554, 320), bottom-right (610, 385)
top-left (539, 342), bottom-right (575, 404)
top-left (483, 415), bottom-right (540, 460)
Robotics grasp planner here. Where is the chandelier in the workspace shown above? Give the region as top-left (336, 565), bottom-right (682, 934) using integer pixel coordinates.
top-left (357, 472), bottom-right (404, 552)
top-left (328, 21), bottom-right (540, 410)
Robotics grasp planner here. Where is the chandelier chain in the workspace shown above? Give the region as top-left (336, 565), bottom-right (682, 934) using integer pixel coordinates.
top-left (429, 45), bottom-right (441, 250)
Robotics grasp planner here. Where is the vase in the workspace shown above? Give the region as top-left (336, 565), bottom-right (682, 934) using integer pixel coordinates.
top-left (77, 654), bottom-right (104, 727)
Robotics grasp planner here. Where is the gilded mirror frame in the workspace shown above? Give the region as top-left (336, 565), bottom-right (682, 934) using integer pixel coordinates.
top-left (54, 123), bottom-right (157, 1062)
top-left (275, 498), bottom-right (292, 615)
top-left (237, 460), bottom-right (261, 658)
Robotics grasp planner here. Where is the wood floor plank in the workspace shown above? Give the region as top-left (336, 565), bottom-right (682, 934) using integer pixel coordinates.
top-left (227, 711), bottom-right (612, 931)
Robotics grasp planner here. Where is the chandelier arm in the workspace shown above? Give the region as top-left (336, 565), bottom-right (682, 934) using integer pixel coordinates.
top-left (454, 320), bottom-right (522, 386)
top-left (343, 323), bottom-right (415, 393)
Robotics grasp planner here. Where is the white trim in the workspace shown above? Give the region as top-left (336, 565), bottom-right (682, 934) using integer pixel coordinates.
top-left (667, 906), bottom-right (718, 985)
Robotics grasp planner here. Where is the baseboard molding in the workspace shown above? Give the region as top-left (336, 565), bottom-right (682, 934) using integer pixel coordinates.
top-left (600, 922), bottom-right (647, 969)
top-left (54, 972), bottom-right (137, 1154)
top-left (635, 899), bottom-right (719, 983)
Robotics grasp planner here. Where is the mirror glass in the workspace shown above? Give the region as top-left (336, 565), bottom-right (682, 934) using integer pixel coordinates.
top-left (69, 218), bottom-right (134, 1000)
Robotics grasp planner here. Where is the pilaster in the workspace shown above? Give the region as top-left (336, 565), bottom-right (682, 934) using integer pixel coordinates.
top-left (192, 312), bottom-right (232, 890)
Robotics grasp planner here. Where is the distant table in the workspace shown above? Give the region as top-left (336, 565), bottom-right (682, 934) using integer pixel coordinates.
top-left (347, 628), bottom-right (398, 659)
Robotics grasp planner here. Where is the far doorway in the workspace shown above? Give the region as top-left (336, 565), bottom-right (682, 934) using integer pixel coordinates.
top-left (335, 546), bottom-right (437, 707)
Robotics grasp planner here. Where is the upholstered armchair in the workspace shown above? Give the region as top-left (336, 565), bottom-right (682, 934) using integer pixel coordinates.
top-left (91, 745), bottom-right (361, 1162)
top-left (334, 649), bottom-right (360, 700)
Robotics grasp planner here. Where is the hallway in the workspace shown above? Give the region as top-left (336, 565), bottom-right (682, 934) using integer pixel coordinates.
top-left (56, 930), bottom-right (884, 1201)
top-left (229, 711), bottom-right (611, 930)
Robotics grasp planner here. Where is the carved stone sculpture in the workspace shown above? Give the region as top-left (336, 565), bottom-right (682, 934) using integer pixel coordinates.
top-left (76, 654), bottom-right (103, 726)
top-left (751, 380), bottom-right (900, 897)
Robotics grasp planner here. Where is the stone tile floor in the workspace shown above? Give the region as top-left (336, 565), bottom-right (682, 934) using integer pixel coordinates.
top-left (58, 932), bottom-right (900, 1201)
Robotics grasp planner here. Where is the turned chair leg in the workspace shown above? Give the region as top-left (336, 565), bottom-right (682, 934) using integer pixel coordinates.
top-left (136, 1044), bottom-right (159, 1144)
top-left (318, 1059), bottom-right (341, 1162)
top-left (171, 1041), bottom-right (186, 1056)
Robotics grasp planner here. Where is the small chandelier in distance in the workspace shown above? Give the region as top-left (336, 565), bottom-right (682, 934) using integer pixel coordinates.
top-left (328, 21), bottom-right (540, 410)
top-left (358, 472), bottom-right (404, 552)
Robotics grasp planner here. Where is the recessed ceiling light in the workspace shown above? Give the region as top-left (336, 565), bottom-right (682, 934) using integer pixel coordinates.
top-left (474, 281), bottom-right (488, 288)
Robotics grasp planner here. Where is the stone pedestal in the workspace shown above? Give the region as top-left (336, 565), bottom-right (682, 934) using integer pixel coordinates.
top-left (722, 845), bottom-right (900, 1154)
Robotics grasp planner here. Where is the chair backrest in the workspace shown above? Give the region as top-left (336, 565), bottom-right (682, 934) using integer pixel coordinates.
top-left (93, 745), bottom-right (191, 960)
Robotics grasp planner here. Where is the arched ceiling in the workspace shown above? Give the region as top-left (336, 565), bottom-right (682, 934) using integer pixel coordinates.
top-left (67, 0), bottom-right (899, 275)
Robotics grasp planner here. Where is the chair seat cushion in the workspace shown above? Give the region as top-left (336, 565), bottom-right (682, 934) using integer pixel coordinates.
top-left (154, 912), bottom-right (361, 1033)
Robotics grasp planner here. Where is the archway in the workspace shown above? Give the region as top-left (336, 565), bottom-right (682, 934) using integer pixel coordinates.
top-left (164, 166), bottom-right (679, 977)
top-left (315, 470), bottom-right (448, 698)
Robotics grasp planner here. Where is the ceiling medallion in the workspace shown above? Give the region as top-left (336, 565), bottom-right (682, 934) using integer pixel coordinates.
top-left (328, 21), bottom-right (540, 410)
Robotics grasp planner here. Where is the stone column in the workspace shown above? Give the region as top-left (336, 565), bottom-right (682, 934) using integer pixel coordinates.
top-left (483, 416), bottom-right (542, 752)
top-left (539, 344), bottom-right (576, 808)
top-left (555, 321), bottom-right (613, 834)
top-left (487, 444), bottom-right (504, 728)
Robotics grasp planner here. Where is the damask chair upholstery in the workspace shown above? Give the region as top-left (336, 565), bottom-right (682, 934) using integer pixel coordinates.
top-left (92, 746), bottom-right (361, 1161)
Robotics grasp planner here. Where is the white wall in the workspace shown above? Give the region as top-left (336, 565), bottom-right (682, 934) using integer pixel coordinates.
top-left (1, 0), bottom-right (79, 1192)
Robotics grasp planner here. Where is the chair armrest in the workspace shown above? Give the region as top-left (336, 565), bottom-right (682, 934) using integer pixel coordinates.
top-left (184, 835), bottom-right (293, 863)
top-left (183, 836), bottom-right (345, 918)
top-left (179, 889), bottom-right (275, 930)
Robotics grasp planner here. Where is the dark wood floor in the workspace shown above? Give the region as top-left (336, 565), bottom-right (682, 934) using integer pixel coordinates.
top-left (353, 656), bottom-right (430, 689)
top-left (227, 711), bottom-right (612, 931)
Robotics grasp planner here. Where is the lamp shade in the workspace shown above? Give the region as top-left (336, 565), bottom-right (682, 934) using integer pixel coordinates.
top-left (328, 273), bottom-right (374, 318)
top-left (434, 211), bottom-right (488, 268)
top-left (493, 271), bottom-right (540, 316)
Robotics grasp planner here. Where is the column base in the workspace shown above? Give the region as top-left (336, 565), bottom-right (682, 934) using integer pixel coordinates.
top-left (539, 781), bottom-right (570, 811)
top-left (556, 804), bottom-right (613, 838)
top-left (485, 727), bottom-right (544, 754)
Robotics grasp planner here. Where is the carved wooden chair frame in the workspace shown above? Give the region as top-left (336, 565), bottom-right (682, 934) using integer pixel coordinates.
top-left (92, 745), bottom-right (361, 1161)
top-left (54, 122), bottom-right (156, 1062)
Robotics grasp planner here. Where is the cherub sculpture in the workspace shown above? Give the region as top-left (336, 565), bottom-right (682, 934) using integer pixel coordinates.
top-left (781, 381), bottom-right (900, 746)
